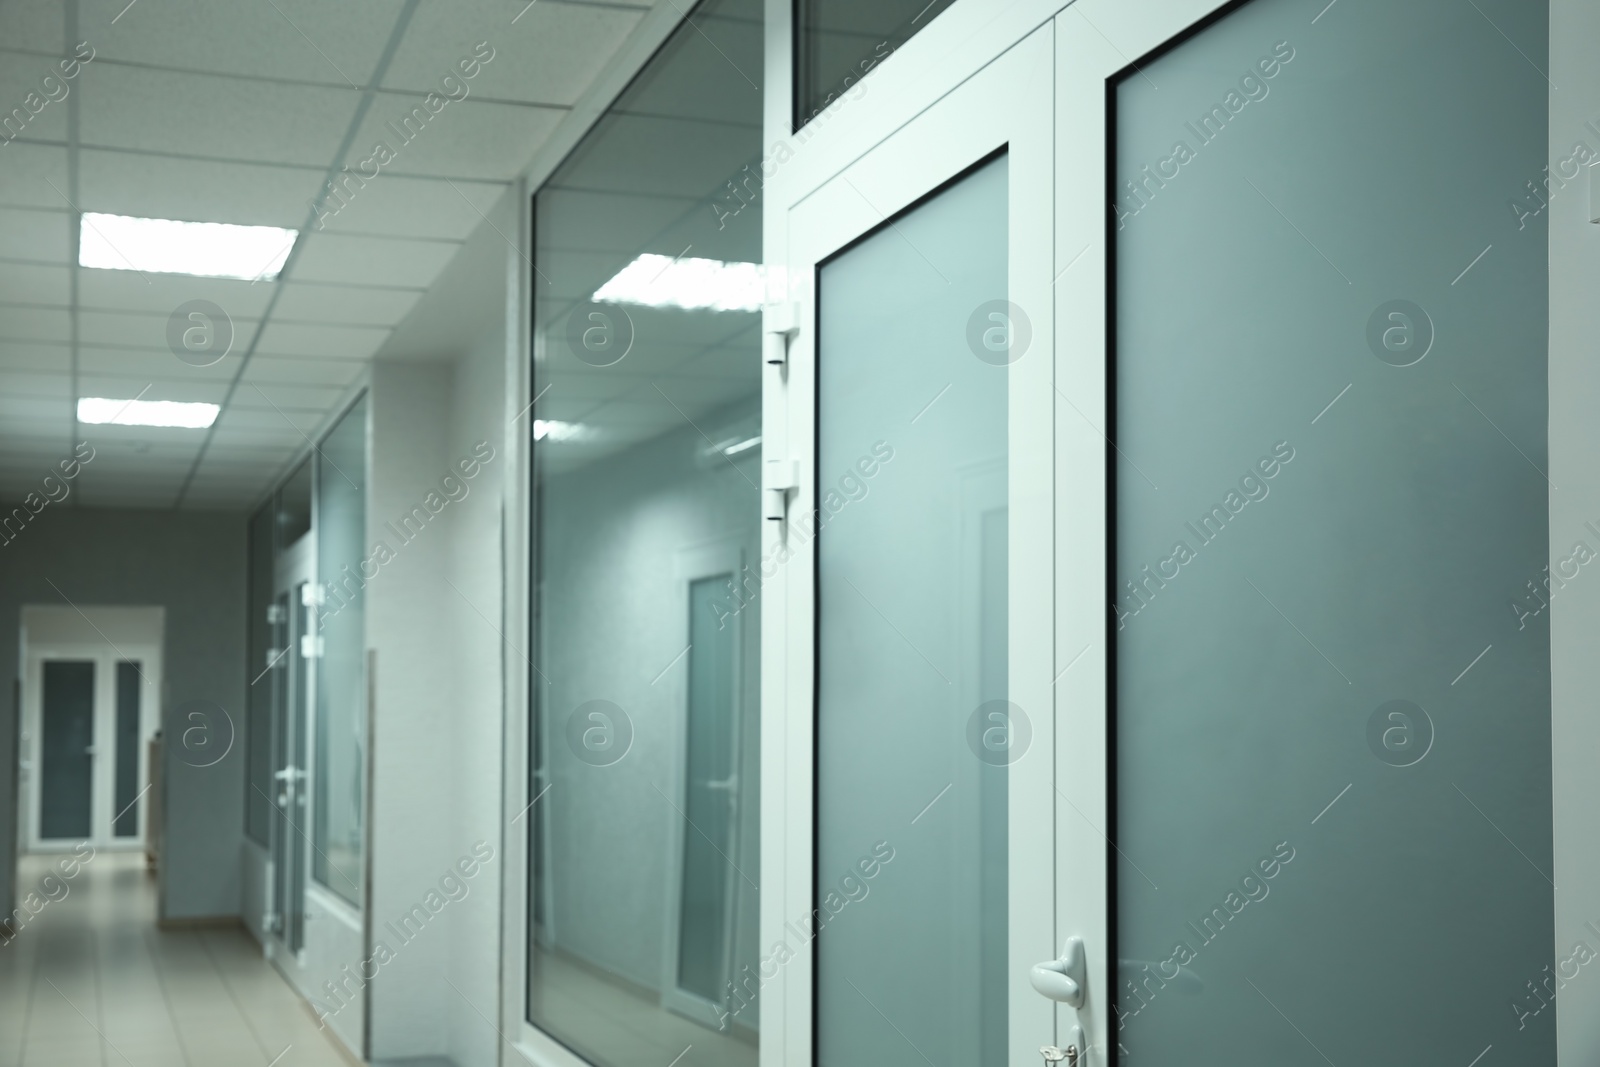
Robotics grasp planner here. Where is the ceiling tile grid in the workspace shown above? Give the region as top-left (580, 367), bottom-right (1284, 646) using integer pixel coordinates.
top-left (0, 0), bottom-right (658, 507)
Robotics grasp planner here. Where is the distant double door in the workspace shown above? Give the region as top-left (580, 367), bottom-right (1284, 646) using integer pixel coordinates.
top-left (27, 645), bottom-right (160, 850)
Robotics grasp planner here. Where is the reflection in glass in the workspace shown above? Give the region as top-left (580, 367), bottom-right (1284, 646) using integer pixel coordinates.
top-left (528, 0), bottom-right (761, 1062)
top-left (676, 575), bottom-right (740, 1004)
top-left (278, 458), bottom-right (312, 545)
top-left (314, 394), bottom-right (367, 905)
top-left (794, 0), bottom-right (955, 129)
top-left (1112, 0), bottom-right (1551, 1062)
top-left (246, 502), bottom-right (274, 846)
top-left (815, 155), bottom-right (1008, 1066)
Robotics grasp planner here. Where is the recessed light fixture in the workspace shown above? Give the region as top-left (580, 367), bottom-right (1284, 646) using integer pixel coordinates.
top-left (533, 419), bottom-right (588, 442)
top-left (78, 213), bottom-right (298, 280)
top-left (78, 397), bottom-right (220, 429)
top-left (592, 254), bottom-right (767, 313)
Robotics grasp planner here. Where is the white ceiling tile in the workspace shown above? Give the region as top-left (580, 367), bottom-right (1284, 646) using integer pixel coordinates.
top-left (0, 207), bottom-right (70, 262)
top-left (213, 408), bottom-right (325, 433)
top-left (78, 309), bottom-right (262, 353)
top-left (77, 376), bottom-right (229, 404)
top-left (315, 173), bottom-right (507, 240)
top-left (291, 232), bottom-right (460, 288)
top-left (274, 281), bottom-right (421, 325)
top-left (0, 342), bottom-right (69, 372)
top-left (349, 95), bottom-right (562, 180)
top-left (78, 269), bottom-right (276, 319)
top-left (0, 305), bottom-right (70, 342)
top-left (80, 0), bottom-right (405, 84)
top-left (0, 0), bottom-right (67, 52)
top-left (382, 1), bottom-right (642, 106)
top-left (256, 320), bottom-right (390, 359)
top-left (79, 149), bottom-right (325, 229)
top-left (0, 395), bottom-right (70, 424)
top-left (0, 370), bottom-right (69, 397)
top-left (76, 346), bottom-right (236, 383)
top-left (0, 143), bottom-right (70, 210)
top-left (0, 54), bottom-right (73, 143)
top-left (232, 382), bottom-right (349, 409)
top-left (243, 355), bottom-right (368, 387)
top-left (0, 263), bottom-right (70, 304)
top-left (78, 64), bottom-right (358, 167)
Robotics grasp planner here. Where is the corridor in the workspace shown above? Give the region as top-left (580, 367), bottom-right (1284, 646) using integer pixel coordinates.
top-left (0, 852), bottom-right (350, 1067)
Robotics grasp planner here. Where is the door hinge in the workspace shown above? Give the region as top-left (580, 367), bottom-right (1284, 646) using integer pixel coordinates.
top-left (301, 583), bottom-right (325, 608)
top-left (300, 634), bottom-right (324, 658)
top-left (763, 458), bottom-right (798, 521)
top-left (763, 301), bottom-right (801, 366)
top-left (267, 604), bottom-right (287, 624)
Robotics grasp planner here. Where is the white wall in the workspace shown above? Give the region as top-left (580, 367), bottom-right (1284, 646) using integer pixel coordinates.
top-left (362, 192), bottom-right (513, 1067)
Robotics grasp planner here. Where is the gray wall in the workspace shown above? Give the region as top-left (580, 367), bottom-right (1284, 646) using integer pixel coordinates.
top-left (0, 506), bottom-right (247, 922)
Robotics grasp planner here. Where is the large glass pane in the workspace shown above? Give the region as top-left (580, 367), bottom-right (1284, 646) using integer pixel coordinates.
top-left (528, 0), bottom-right (762, 1061)
top-left (246, 502), bottom-right (274, 846)
top-left (314, 395), bottom-right (367, 905)
top-left (113, 661), bottom-right (141, 838)
top-left (815, 155), bottom-right (1008, 1066)
top-left (1112, 1), bottom-right (1551, 1063)
top-left (40, 660), bottom-right (95, 840)
top-left (794, 0), bottom-right (954, 129)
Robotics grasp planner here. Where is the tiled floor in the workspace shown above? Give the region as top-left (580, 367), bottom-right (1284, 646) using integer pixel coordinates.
top-left (529, 946), bottom-right (756, 1067)
top-left (0, 850), bottom-right (355, 1067)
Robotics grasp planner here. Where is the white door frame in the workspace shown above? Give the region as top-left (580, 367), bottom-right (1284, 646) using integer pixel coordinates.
top-left (766, 22), bottom-right (1056, 1067)
top-left (22, 641), bottom-right (161, 852)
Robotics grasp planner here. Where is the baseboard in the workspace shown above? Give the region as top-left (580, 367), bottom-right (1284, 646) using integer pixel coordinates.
top-left (156, 914), bottom-right (245, 932)
top-left (370, 1057), bottom-right (460, 1067)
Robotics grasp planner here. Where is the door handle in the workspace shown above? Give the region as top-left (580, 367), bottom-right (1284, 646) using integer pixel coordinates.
top-left (1030, 936), bottom-right (1086, 1008)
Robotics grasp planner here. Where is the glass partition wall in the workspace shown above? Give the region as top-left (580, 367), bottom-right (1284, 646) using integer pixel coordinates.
top-left (528, 0), bottom-right (763, 1062)
top-left (314, 396), bottom-right (368, 906)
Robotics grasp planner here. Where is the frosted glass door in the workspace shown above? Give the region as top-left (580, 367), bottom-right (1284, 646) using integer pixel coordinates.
top-left (815, 156), bottom-right (1012, 1067)
top-left (1109, 0), bottom-right (1551, 1063)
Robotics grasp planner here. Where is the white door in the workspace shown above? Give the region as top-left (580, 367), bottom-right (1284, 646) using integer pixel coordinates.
top-left (769, 25), bottom-right (1062, 1064)
top-left (24, 644), bottom-right (160, 852)
top-left (1055, 0), bottom-right (1557, 1063)
top-left (264, 540), bottom-right (318, 988)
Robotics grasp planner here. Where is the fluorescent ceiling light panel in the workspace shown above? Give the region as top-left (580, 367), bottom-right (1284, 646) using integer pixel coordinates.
top-left (533, 419), bottom-right (588, 442)
top-left (592, 254), bottom-right (766, 312)
top-left (78, 397), bottom-right (220, 429)
top-left (78, 213), bottom-right (298, 280)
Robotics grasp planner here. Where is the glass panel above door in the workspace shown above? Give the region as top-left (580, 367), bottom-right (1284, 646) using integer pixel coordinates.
top-left (1111, 0), bottom-right (1551, 1062)
top-left (793, 0), bottom-right (956, 128)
